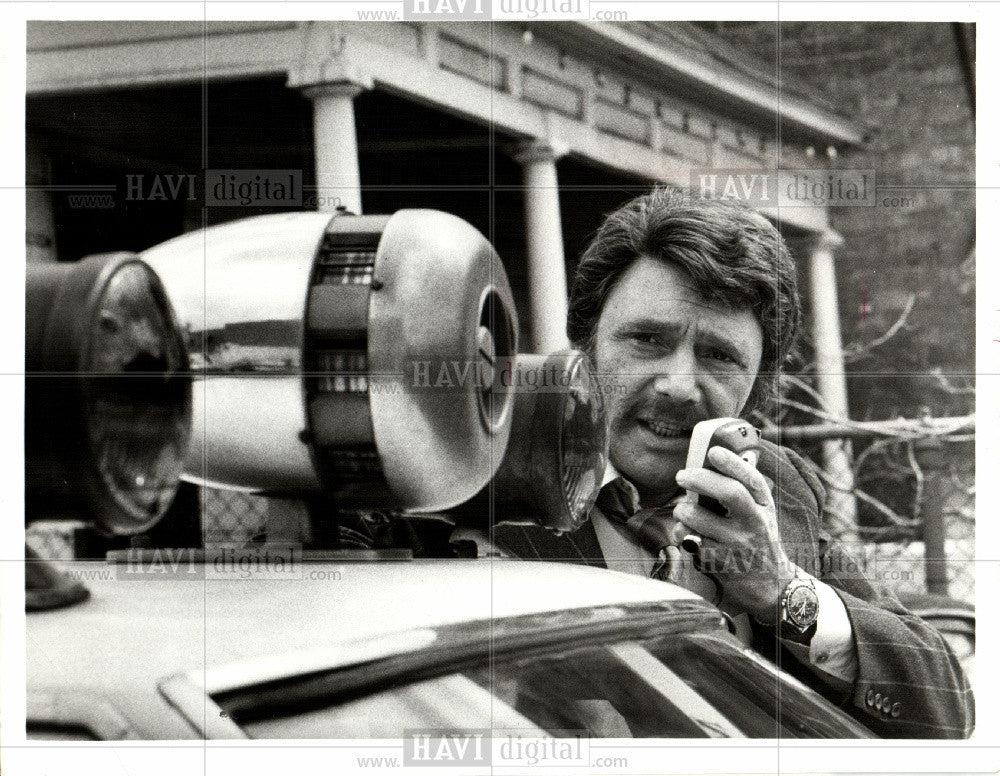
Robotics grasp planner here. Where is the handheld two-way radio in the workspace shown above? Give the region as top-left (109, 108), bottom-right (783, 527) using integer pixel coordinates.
top-left (678, 418), bottom-right (762, 553)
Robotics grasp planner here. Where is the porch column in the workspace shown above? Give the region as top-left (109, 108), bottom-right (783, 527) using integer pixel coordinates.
top-left (807, 230), bottom-right (859, 542)
top-left (513, 141), bottom-right (569, 354)
top-left (302, 82), bottom-right (366, 214)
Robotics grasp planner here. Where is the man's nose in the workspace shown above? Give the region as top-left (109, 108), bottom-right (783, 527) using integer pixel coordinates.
top-left (651, 350), bottom-right (701, 405)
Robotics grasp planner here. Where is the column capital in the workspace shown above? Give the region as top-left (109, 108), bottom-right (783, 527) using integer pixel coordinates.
top-left (287, 54), bottom-right (373, 95)
top-left (288, 22), bottom-right (373, 94)
top-left (299, 80), bottom-right (369, 102)
top-left (510, 139), bottom-right (569, 166)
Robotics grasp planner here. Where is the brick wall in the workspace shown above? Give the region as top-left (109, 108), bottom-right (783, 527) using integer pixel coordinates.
top-left (703, 22), bottom-right (975, 420)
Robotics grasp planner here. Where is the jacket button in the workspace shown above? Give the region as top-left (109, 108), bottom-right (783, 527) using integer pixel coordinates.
top-left (866, 690), bottom-right (876, 707)
top-left (874, 693), bottom-right (882, 710)
top-left (891, 703), bottom-right (901, 718)
top-left (881, 695), bottom-right (891, 713)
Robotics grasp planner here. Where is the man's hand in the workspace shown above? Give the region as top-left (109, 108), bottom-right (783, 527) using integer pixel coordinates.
top-left (672, 446), bottom-right (795, 622)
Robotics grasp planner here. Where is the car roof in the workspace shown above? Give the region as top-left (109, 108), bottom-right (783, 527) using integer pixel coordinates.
top-left (28, 559), bottom-right (713, 738)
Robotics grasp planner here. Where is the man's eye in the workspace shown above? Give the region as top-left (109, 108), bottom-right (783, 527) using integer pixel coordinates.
top-left (704, 348), bottom-right (738, 365)
top-left (626, 333), bottom-right (666, 350)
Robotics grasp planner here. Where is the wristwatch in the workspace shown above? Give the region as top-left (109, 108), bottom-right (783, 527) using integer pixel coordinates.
top-left (777, 575), bottom-right (819, 644)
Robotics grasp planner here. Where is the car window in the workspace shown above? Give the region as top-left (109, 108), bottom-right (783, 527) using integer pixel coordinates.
top-left (464, 640), bottom-right (737, 737)
top-left (241, 673), bottom-right (545, 739)
top-left (465, 633), bottom-right (873, 738)
top-left (224, 629), bottom-right (875, 739)
top-left (647, 633), bottom-right (876, 738)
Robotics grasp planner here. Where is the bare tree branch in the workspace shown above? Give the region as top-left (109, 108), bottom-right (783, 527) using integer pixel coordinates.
top-left (764, 403), bottom-right (973, 442)
top-left (906, 441), bottom-right (924, 524)
top-left (853, 488), bottom-right (921, 528)
top-left (809, 463), bottom-right (921, 529)
top-left (797, 293), bottom-right (918, 375)
top-left (853, 437), bottom-right (903, 476)
top-left (780, 373), bottom-right (831, 411)
top-left (843, 293), bottom-right (917, 364)
top-left (928, 367), bottom-right (976, 396)
top-left (771, 396), bottom-right (850, 424)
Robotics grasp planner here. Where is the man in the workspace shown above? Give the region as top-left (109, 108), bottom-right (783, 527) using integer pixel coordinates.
top-left (495, 189), bottom-right (973, 738)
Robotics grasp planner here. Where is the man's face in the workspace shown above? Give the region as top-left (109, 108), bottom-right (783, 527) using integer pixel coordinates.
top-left (592, 257), bottom-right (764, 505)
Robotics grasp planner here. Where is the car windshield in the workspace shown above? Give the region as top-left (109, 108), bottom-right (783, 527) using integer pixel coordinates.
top-left (230, 630), bottom-right (875, 739)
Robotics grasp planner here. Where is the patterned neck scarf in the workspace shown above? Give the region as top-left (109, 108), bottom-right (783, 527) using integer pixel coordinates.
top-left (594, 477), bottom-right (681, 553)
top-left (594, 476), bottom-right (720, 603)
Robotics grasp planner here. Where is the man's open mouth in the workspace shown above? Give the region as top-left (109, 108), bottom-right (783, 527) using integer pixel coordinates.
top-left (638, 419), bottom-right (692, 438)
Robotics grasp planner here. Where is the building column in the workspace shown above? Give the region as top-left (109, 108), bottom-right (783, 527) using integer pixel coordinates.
top-left (302, 82), bottom-right (366, 215)
top-left (26, 135), bottom-right (57, 263)
top-left (513, 141), bottom-right (569, 354)
top-left (807, 230), bottom-right (859, 542)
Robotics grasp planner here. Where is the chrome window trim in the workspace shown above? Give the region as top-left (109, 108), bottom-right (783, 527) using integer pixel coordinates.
top-left (157, 673), bottom-right (248, 739)
top-left (27, 689), bottom-right (142, 740)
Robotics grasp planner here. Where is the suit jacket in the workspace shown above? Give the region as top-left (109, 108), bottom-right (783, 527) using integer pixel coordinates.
top-left (493, 440), bottom-right (974, 739)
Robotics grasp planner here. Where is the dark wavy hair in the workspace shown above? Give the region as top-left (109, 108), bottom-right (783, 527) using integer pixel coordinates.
top-left (567, 188), bottom-right (801, 415)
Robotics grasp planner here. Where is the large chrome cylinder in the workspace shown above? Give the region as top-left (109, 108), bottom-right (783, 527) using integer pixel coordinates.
top-left (143, 210), bottom-right (517, 512)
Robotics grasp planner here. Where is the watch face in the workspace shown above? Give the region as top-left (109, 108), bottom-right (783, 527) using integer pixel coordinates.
top-left (787, 585), bottom-right (819, 628)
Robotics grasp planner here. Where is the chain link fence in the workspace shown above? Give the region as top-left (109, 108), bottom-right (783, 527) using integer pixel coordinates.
top-left (25, 486), bottom-right (269, 560)
top-left (25, 521), bottom-right (78, 562)
top-left (201, 487), bottom-right (268, 545)
top-left (784, 434), bottom-right (975, 606)
top-left (857, 454), bottom-right (974, 605)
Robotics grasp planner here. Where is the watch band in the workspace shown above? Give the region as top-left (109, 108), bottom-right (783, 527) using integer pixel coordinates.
top-left (779, 616), bottom-right (818, 644)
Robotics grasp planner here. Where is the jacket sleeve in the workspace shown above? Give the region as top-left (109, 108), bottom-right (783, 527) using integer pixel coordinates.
top-left (781, 446), bottom-right (975, 739)
top-left (817, 537), bottom-right (974, 738)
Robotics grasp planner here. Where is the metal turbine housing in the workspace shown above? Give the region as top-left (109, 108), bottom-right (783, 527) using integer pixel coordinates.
top-left (143, 210), bottom-right (518, 512)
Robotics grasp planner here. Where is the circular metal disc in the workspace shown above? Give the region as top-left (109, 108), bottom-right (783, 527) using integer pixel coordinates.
top-left (367, 210), bottom-right (518, 512)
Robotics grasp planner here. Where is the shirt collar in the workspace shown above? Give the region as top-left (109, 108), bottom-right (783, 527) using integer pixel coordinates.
top-left (600, 462), bottom-right (642, 514)
top-left (601, 461), bottom-right (621, 489)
